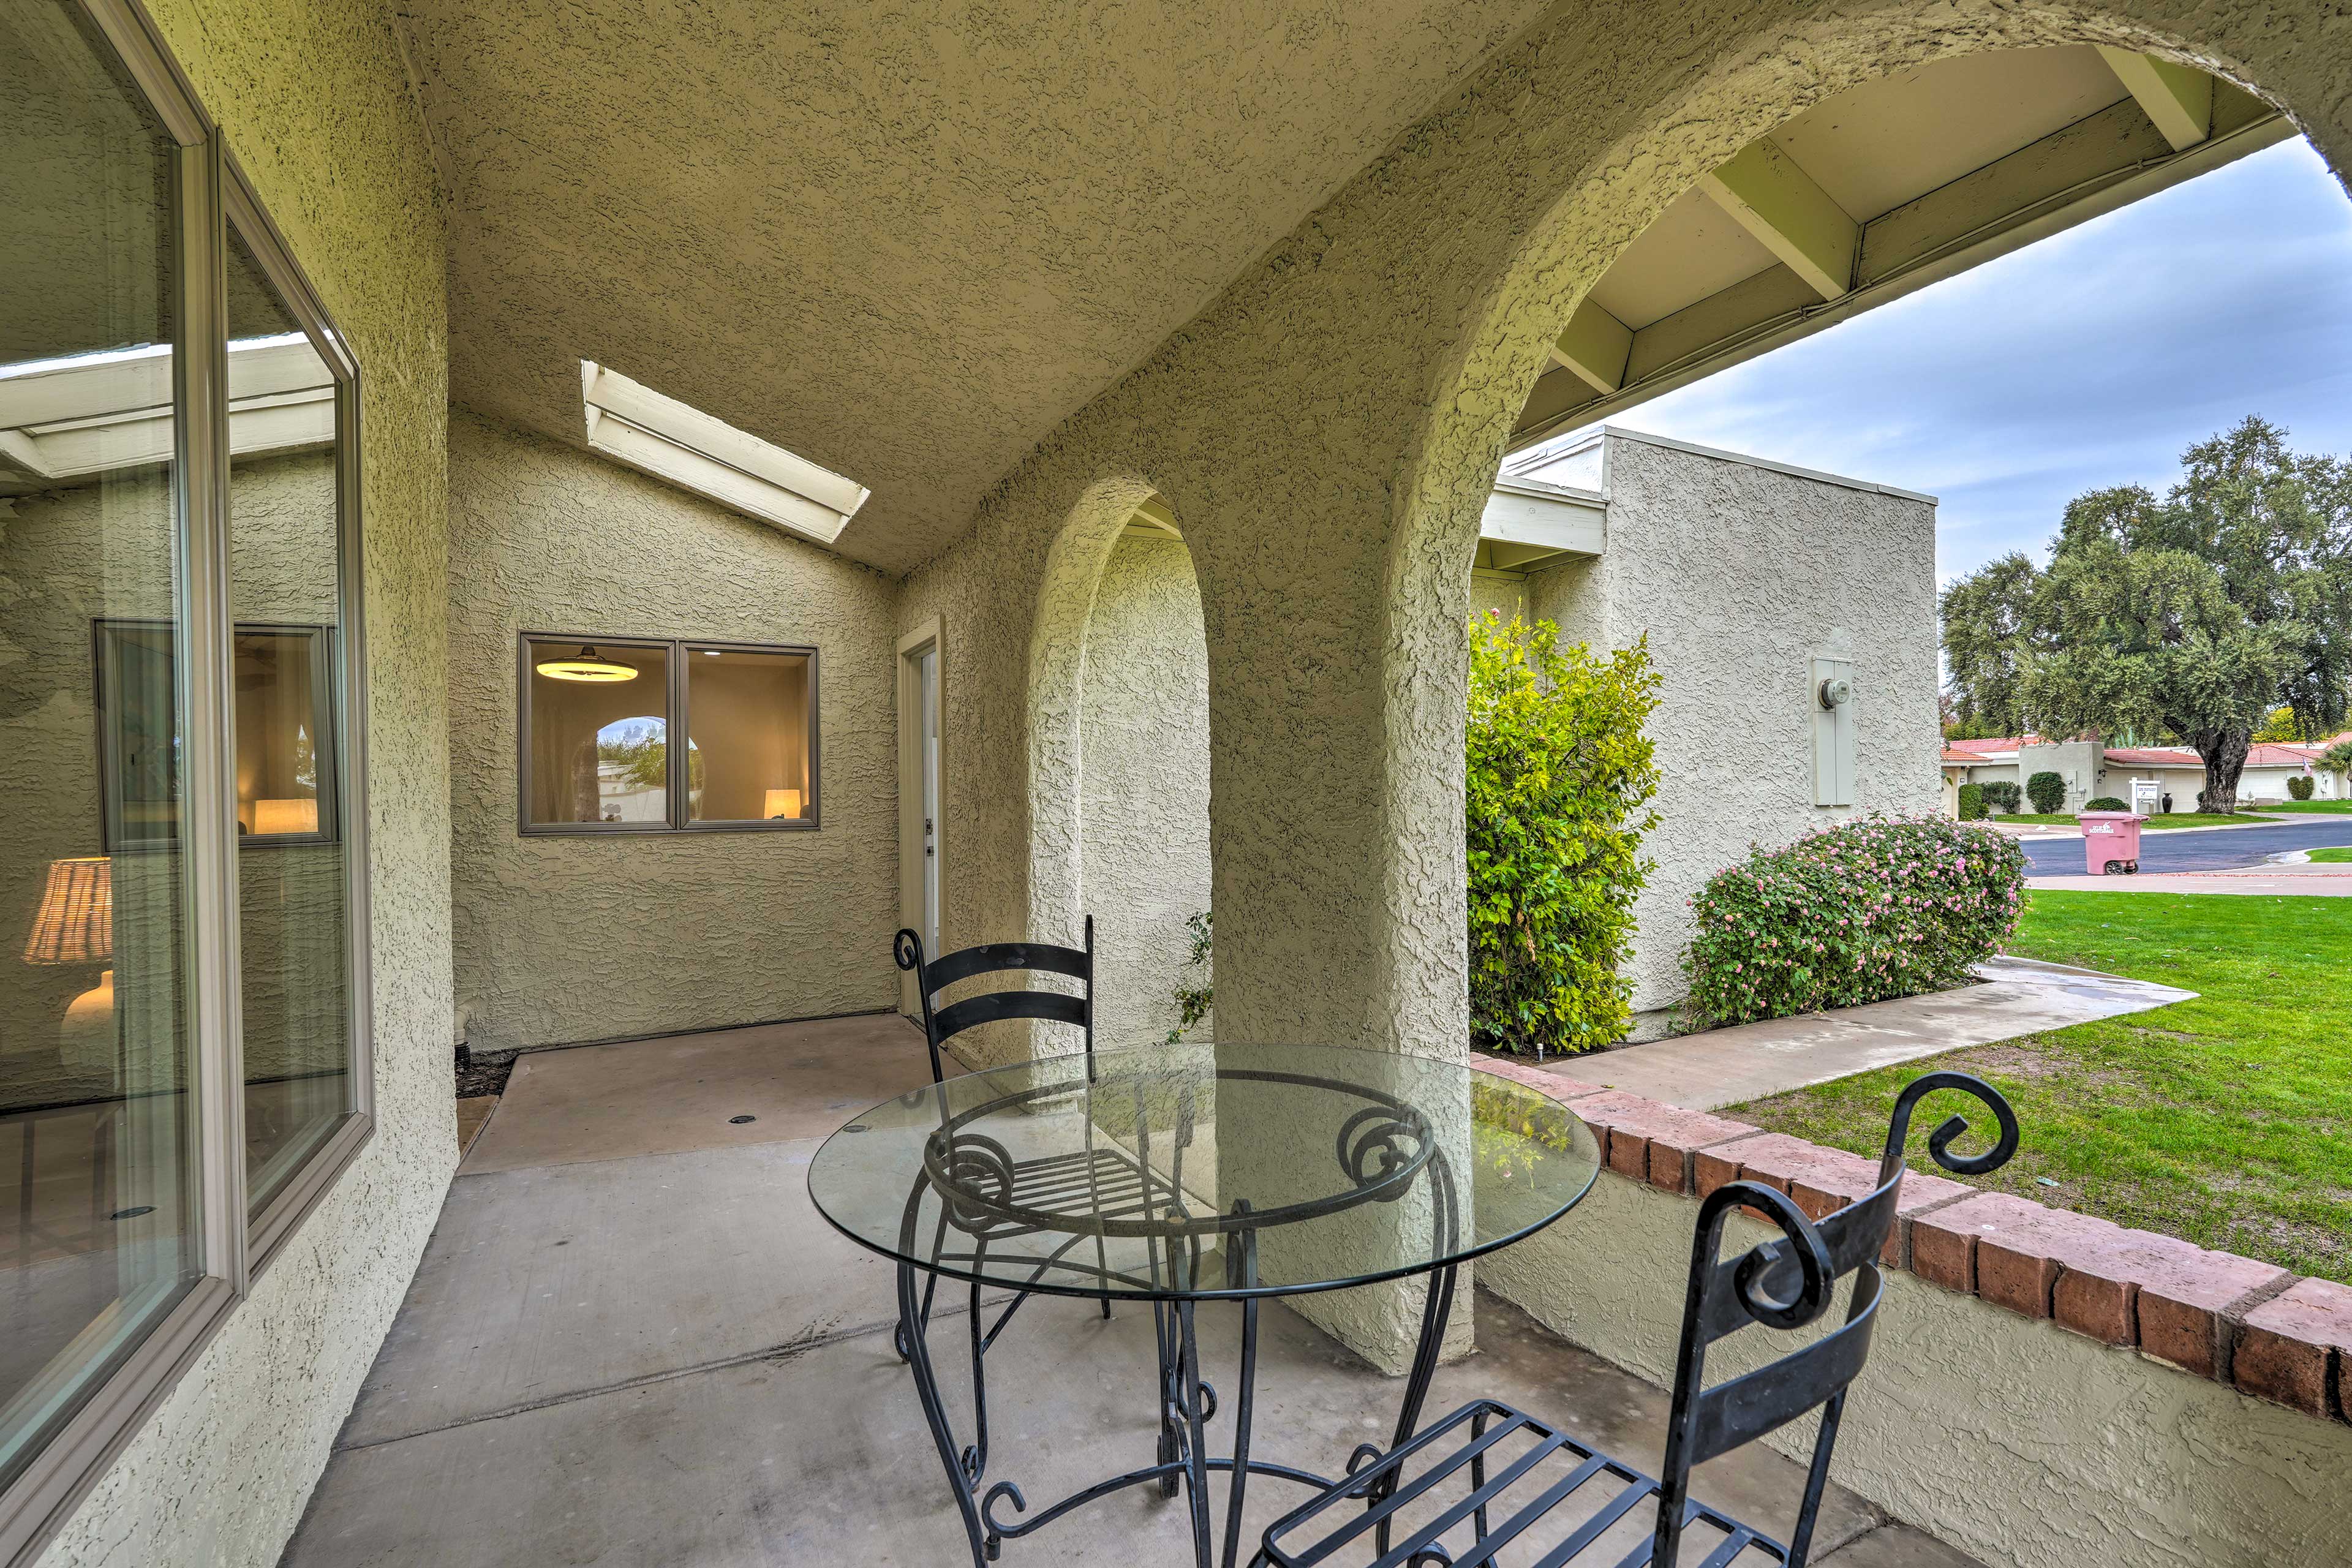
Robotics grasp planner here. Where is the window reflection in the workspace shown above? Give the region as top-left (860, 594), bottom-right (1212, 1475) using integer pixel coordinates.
top-left (524, 640), bottom-right (671, 826)
top-left (1, 0), bottom-right (198, 1493)
top-left (224, 221), bottom-right (353, 1214)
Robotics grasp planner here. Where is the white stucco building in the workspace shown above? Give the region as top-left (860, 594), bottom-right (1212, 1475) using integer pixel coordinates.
top-left (1943, 734), bottom-right (2351, 813)
top-left (1472, 429), bottom-right (1940, 1036)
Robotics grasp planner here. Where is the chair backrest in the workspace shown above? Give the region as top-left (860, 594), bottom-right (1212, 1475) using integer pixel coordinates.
top-left (1651, 1071), bottom-right (2018, 1568)
top-left (892, 916), bottom-right (1095, 1084)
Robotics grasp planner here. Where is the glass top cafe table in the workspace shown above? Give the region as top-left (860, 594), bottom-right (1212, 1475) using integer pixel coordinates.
top-left (809, 1041), bottom-right (1602, 1568)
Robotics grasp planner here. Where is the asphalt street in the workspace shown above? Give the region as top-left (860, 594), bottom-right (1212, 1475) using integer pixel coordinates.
top-left (2022, 814), bottom-right (2352, 875)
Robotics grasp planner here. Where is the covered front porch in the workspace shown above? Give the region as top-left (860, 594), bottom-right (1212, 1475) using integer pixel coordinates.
top-left (281, 1016), bottom-right (1965, 1567)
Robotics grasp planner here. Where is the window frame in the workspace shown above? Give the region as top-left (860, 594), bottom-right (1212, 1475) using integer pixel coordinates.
top-left (0, 2), bottom-right (374, 1559)
top-left (90, 618), bottom-right (343, 853)
top-left (515, 633), bottom-right (823, 836)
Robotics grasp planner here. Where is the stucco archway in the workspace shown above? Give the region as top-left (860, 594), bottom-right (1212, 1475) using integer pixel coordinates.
top-left (1017, 478), bottom-right (1214, 1055)
top-left (1369, 2), bottom-right (2335, 1060)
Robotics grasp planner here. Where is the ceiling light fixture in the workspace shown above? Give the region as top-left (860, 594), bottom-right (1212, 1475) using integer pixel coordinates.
top-left (536, 644), bottom-right (638, 682)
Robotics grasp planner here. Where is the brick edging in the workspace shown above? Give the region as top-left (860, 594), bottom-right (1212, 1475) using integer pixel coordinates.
top-left (1472, 1052), bottom-right (2352, 1427)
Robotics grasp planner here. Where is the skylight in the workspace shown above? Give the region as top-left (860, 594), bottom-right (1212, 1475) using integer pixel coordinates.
top-left (579, 362), bottom-right (869, 546)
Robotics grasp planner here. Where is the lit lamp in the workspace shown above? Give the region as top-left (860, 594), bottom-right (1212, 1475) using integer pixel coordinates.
top-left (764, 788), bottom-right (804, 820)
top-left (253, 797), bottom-right (318, 836)
top-left (535, 644), bottom-right (638, 682)
top-left (23, 856), bottom-right (113, 1076)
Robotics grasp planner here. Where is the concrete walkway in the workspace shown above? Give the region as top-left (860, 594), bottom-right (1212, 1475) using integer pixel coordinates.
top-left (284, 1014), bottom-right (1976, 1567)
top-left (1548, 957), bottom-right (2191, 1112)
top-left (2027, 865), bottom-right (2352, 895)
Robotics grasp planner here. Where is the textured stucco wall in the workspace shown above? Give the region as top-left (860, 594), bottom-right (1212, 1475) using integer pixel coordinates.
top-left (888, 2), bottom-right (2352, 1364)
top-left (1482, 1172), bottom-right (2352, 1567)
top-left (1078, 535), bottom-right (1213, 1050)
top-left (445, 412), bottom-right (901, 1053)
top-left (28, 0), bottom-right (453, 1561)
top-left (1520, 435), bottom-right (1941, 1027)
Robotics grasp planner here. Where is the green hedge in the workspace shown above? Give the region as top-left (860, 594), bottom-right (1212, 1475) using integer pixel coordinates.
top-left (1956, 782), bottom-right (1987, 820)
top-left (1683, 815), bottom-right (2026, 1028)
top-left (1980, 781), bottom-right (2021, 813)
top-left (1468, 615), bottom-right (1659, 1055)
top-left (2289, 775), bottom-right (2316, 801)
top-left (2084, 796), bottom-right (2127, 812)
top-left (2027, 771), bottom-right (2067, 813)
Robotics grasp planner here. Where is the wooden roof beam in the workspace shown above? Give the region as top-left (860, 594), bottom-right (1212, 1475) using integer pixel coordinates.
top-left (2097, 48), bottom-right (2212, 151)
top-left (1697, 139), bottom-right (1858, 301)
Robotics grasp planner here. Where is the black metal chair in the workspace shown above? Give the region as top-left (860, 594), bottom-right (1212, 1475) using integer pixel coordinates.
top-left (1256, 1071), bottom-right (2019, 1568)
top-left (895, 917), bottom-right (1096, 1087)
top-left (892, 918), bottom-right (1159, 1479)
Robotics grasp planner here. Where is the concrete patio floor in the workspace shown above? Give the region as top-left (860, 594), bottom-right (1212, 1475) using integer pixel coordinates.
top-left (283, 1016), bottom-right (1980, 1566)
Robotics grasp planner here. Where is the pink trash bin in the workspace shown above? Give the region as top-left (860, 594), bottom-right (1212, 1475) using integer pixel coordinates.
top-left (2079, 810), bottom-right (2144, 875)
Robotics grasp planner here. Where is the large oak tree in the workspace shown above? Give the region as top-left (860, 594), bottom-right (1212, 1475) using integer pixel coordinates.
top-left (1941, 417), bottom-right (2352, 813)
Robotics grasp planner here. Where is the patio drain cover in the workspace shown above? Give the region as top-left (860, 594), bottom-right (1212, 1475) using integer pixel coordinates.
top-left (729, 1115), bottom-right (756, 1125)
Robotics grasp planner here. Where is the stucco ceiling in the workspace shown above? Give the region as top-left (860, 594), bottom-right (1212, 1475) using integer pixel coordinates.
top-left (394, 0), bottom-right (1558, 573)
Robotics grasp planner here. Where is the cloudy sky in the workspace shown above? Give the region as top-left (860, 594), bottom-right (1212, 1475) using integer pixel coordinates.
top-left (1555, 135), bottom-right (2352, 587)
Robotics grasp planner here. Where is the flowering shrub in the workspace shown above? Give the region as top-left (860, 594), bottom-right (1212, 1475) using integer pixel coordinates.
top-left (1682, 815), bottom-right (2026, 1028)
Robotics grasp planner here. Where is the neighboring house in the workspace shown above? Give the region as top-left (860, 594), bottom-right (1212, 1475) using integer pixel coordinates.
top-left (1475, 428), bottom-right (1939, 1038)
top-left (1940, 734), bottom-right (2351, 813)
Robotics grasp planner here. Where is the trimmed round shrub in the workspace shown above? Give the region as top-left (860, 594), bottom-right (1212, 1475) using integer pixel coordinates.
top-left (2083, 796), bottom-right (2127, 812)
top-left (1682, 815), bottom-right (2026, 1028)
top-left (2288, 775), bottom-right (2316, 801)
top-left (1980, 780), bottom-right (2021, 814)
top-left (1956, 782), bottom-right (1986, 821)
top-left (2026, 771), bottom-right (2066, 813)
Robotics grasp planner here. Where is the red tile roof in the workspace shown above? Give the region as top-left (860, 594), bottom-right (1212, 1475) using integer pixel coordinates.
top-left (1944, 736), bottom-right (2026, 755)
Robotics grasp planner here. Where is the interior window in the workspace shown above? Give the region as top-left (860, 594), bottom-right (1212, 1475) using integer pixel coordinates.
top-left (685, 647), bottom-right (813, 823)
top-left (520, 636), bottom-right (816, 831)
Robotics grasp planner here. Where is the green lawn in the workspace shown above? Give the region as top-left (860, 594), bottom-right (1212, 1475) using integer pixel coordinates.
top-left (1726, 891), bottom-right (2352, 1281)
top-left (2262, 800), bottom-right (2352, 813)
top-left (1992, 812), bottom-right (2271, 830)
top-left (2306, 846), bottom-right (2352, 863)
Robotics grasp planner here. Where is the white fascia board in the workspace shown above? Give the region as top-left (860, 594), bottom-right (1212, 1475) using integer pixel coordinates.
top-left (581, 362), bottom-right (869, 543)
top-left (1480, 480), bottom-right (1607, 557)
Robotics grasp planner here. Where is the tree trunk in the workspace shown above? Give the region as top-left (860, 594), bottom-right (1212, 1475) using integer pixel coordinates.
top-left (2193, 727), bottom-right (2252, 815)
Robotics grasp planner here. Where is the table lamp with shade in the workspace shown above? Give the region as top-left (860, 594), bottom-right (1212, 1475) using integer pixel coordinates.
top-left (764, 788), bottom-right (803, 820)
top-left (23, 856), bottom-right (113, 1076)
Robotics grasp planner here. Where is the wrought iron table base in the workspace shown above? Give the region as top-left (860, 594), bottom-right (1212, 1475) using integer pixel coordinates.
top-left (894, 1249), bottom-right (1461, 1568)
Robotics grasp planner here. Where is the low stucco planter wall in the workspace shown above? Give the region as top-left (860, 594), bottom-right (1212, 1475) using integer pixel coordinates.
top-left (1472, 1057), bottom-right (2352, 1568)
